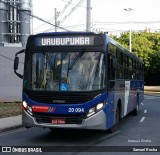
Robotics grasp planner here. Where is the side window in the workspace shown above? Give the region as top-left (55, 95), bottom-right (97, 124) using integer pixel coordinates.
top-left (129, 58), bottom-right (133, 69)
top-left (108, 43), bottom-right (116, 55)
top-left (116, 50), bottom-right (123, 79)
top-left (117, 65), bottom-right (123, 79)
top-left (108, 54), bottom-right (115, 80)
top-left (124, 68), bottom-right (129, 79)
top-left (123, 55), bottom-right (128, 67)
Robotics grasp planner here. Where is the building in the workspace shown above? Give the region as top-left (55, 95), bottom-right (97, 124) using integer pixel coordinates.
top-left (0, 0), bottom-right (32, 101)
top-left (0, 0), bottom-right (32, 47)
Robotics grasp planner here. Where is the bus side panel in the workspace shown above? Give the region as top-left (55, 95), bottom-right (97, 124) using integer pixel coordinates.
top-left (105, 91), bottom-right (114, 129)
top-left (138, 80), bottom-right (144, 104)
top-left (126, 80), bottom-right (144, 114)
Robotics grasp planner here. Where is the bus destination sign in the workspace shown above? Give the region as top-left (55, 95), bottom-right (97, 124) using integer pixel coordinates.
top-left (37, 36), bottom-right (95, 46)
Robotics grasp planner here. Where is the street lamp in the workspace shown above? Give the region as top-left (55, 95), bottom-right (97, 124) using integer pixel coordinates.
top-left (124, 8), bottom-right (133, 52)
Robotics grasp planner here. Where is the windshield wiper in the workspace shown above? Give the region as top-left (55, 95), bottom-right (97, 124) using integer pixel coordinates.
top-left (68, 49), bottom-right (85, 70)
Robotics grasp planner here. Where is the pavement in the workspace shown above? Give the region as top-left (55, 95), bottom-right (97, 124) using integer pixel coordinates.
top-left (0, 115), bottom-right (22, 133)
top-left (0, 86), bottom-right (160, 133)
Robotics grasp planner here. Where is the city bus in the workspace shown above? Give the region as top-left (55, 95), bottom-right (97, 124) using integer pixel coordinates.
top-left (14, 32), bottom-right (144, 132)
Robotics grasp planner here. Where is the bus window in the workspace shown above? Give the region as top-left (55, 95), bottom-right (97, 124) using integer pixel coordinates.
top-left (123, 55), bottom-right (128, 67)
top-left (117, 50), bottom-right (123, 65)
top-left (124, 68), bottom-right (129, 79)
top-left (129, 58), bottom-right (133, 69)
top-left (108, 54), bottom-right (116, 91)
top-left (117, 65), bottom-right (123, 79)
top-left (108, 54), bottom-right (115, 80)
top-left (108, 43), bottom-right (116, 55)
top-left (133, 60), bottom-right (136, 70)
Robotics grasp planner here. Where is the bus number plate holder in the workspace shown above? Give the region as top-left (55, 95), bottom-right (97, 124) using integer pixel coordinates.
top-left (52, 118), bottom-right (66, 124)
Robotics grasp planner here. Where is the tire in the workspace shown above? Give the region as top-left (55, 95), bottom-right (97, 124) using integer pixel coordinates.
top-left (132, 96), bottom-right (139, 116)
top-left (108, 107), bottom-right (120, 133)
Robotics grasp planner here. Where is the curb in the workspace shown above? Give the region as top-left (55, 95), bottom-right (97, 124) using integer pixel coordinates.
top-left (144, 91), bottom-right (160, 94)
top-left (0, 125), bottom-right (23, 133)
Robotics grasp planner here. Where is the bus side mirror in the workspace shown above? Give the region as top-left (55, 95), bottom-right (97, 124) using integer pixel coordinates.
top-left (14, 56), bottom-right (19, 70)
top-left (14, 49), bottom-right (25, 79)
top-left (112, 57), bottom-right (117, 70)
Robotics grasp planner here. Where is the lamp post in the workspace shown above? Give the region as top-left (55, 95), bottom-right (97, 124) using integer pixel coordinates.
top-left (86, 0), bottom-right (91, 32)
top-left (124, 8), bottom-right (133, 52)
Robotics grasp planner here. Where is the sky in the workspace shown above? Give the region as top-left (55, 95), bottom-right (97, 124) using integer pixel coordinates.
top-left (32, 0), bottom-right (160, 35)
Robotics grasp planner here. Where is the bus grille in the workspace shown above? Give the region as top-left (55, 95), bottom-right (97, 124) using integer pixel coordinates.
top-left (34, 114), bottom-right (85, 124)
top-left (24, 89), bottom-right (94, 104)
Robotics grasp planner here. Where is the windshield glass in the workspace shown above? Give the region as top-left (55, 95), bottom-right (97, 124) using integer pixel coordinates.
top-left (24, 51), bottom-right (106, 91)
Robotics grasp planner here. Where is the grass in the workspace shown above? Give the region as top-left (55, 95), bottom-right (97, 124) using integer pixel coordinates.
top-left (0, 102), bottom-right (22, 118)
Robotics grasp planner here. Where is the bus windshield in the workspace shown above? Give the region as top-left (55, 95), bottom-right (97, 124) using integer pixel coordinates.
top-left (24, 51), bottom-right (106, 92)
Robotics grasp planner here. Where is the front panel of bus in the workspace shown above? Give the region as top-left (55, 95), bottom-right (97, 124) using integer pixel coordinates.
top-left (22, 33), bottom-right (115, 130)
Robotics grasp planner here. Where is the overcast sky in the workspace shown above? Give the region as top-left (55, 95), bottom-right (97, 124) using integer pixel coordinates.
top-left (32, 0), bottom-right (160, 35)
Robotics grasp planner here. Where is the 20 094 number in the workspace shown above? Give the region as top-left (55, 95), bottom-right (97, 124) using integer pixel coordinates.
top-left (68, 108), bottom-right (84, 113)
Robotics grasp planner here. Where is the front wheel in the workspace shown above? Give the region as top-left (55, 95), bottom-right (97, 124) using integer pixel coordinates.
top-left (108, 107), bottom-right (120, 133)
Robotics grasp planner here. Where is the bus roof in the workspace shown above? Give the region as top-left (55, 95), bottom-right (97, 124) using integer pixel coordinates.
top-left (28, 31), bottom-right (143, 63)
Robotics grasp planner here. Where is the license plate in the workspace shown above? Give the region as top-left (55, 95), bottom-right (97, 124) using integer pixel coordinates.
top-left (52, 118), bottom-right (66, 124)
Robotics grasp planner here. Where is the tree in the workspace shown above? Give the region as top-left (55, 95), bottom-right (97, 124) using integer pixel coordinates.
top-left (110, 30), bottom-right (160, 85)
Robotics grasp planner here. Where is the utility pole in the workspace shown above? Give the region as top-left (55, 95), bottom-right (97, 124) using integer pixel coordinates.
top-left (124, 8), bottom-right (133, 52)
top-left (55, 8), bottom-right (58, 32)
top-left (86, 0), bottom-right (91, 32)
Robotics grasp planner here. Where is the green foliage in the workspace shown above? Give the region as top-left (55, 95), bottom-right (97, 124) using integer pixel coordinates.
top-left (110, 30), bottom-right (160, 85)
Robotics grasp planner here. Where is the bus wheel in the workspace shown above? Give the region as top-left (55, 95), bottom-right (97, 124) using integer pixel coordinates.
top-left (108, 107), bottom-right (120, 133)
top-left (132, 96), bottom-right (139, 116)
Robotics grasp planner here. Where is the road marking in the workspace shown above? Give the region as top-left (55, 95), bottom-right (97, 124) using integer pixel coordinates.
top-left (66, 130), bottom-right (121, 155)
top-left (144, 109), bottom-right (147, 114)
top-left (145, 96), bottom-right (160, 100)
top-left (140, 117), bottom-right (145, 123)
top-left (141, 103), bottom-right (144, 106)
top-left (0, 128), bottom-right (26, 137)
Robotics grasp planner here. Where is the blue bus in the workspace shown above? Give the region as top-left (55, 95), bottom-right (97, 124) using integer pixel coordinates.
top-left (14, 32), bottom-right (144, 132)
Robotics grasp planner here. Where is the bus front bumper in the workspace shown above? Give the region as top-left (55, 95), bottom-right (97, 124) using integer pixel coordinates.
top-left (22, 110), bottom-right (107, 130)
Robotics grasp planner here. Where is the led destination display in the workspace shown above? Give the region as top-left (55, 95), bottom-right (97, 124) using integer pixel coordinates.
top-left (33, 35), bottom-right (103, 46)
top-left (41, 37), bottom-right (92, 46)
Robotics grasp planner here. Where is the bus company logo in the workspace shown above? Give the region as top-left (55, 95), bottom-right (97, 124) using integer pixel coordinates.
top-left (32, 106), bottom-right (50, 113)
top-left (52, 100), bottom-right (66, 103)
top-left (32, 106), bottom-right (56, 113)
top-left (48, 107), bottom-right (56, 113)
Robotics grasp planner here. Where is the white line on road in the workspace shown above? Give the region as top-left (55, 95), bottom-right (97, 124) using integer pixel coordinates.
top-left (144, 109), bottom-right (147, 114)
top-left (140, 117), bottom-right (145, 123)
top-left (66, 131), bottom-right (121, 155)
top-left (141, 103), bottom-right (144, 106)
top-left (145, 96), bottom-right (160, 100)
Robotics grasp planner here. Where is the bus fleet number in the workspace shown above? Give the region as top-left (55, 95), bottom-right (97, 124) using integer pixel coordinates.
top-left (68, 108), bottom-right (84, 113)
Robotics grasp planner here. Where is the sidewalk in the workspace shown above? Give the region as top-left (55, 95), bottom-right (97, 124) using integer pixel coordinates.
top-left (144, 86), bottom-right (160, 95)
top-left (0, 115), bottom-right (22, 133)
top-left (0, 86), bottom-right (160, 133)
top-left (144, 86), bottom-right (160, 92)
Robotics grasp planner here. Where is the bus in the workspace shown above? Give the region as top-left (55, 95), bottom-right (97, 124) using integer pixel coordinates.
top-left (14, 32), bottom-right (144, 132)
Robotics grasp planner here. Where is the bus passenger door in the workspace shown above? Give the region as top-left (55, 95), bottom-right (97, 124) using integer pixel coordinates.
top-left (106, 54), bottom-right (116, 128)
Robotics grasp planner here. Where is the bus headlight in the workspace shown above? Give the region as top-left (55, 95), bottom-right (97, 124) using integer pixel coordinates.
top-left (96, 102), bottom-right (104, 111)
top-left (22, 100), bottom-right (28, 109)
top-left (87, 107), bottom-right (96, 117)
top-left (87, 102), bottom-right (105, 118)
top-left (22, 101), bottom-right (33, 115)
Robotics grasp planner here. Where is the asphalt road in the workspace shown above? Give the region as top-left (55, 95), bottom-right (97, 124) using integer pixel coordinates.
top-left (0, 95), bottom-right (160, 155)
